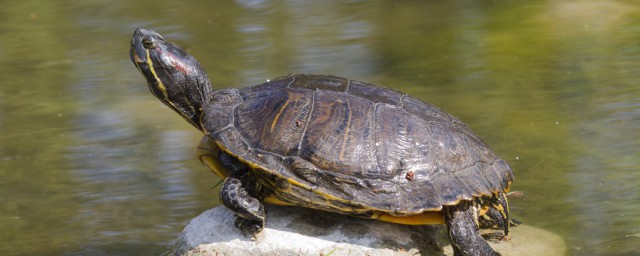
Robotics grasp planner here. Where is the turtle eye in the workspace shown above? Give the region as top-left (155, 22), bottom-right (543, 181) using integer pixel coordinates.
top-left (142, 38), bottom-right (154, 49)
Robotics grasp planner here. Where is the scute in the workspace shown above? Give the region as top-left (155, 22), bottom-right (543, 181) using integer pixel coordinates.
top-left (347, 79), bottom-right (404, 106)
top-left (289, 74), bottom-right (349, 91)
top-left (401, 95), bottom-right (458, 124)
top-left (299, 90), bottom-right (378, 175)
top-left (205, 74), bottom-right (513, 214)
top-left (455, 164), bottom-right (495, 197)
top-left (235, 88), bottom-right (314, 155)
top-left (213, 127), bottom-right (250, 157)
top-left (201, 89), bottom-right (242, 132)
top-left (432, 173), bottom-right (475, 206)
top-left (399, 179), bottom-right (442, 212)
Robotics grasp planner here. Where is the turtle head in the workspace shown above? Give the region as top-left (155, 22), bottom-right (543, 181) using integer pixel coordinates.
top-left (130, 28), bottom-right (212, 131)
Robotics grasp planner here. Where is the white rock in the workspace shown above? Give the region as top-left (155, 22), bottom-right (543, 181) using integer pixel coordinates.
top-left (171, 206), bottom-right (565, 256)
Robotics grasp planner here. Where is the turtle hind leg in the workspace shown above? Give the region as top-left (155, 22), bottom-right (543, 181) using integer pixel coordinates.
top-left (220, 173), bottom-right (266, 238)
top-left (479, 193), bottom-right (512, 229)
top-left (443, 200), bottom-right (501, 256)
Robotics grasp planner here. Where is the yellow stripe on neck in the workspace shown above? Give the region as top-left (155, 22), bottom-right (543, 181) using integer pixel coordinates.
top-left (145, 49), bottom-right (169, 100)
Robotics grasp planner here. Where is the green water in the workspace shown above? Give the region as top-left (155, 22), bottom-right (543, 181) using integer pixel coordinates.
top-left (1, 1), bottom-right (639, 255)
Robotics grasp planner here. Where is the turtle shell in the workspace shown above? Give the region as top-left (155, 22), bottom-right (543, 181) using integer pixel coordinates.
top-left (201, 74), bottom-right (513, 215)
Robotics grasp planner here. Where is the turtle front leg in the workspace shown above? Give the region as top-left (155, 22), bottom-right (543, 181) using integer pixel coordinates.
top-left (444, 200), bottom-right (500, 256)
top-left (220, 173), bottom-right (266, 238)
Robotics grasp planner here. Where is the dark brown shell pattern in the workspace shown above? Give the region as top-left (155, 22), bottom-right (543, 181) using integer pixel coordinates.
top-left (202, 74), bottom-right (513, 214)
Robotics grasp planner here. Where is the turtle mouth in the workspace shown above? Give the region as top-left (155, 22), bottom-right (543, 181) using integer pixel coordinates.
top-left (130, 47), bottom-right (146, 65)
top-left (130, 33), bottom-right (148, 65)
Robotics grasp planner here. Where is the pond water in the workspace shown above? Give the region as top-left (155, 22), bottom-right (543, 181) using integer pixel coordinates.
top-left (1, 0), bottom-right (639, 255)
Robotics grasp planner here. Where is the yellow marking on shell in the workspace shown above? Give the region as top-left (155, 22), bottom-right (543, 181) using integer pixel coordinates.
top-left (145, 49), bottom-right (169, 100)
top-left (338, 100), bottom-right (352, 161)
top-left (371, 211), bottom-right (445, 225)
top-left (270, 99), bottom-right (291, 133)
top-left (263, 196), bottom-right (295, 206)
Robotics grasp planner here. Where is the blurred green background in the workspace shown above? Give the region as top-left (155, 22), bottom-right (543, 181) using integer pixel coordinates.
top-left (1, 0), bottom-right (639, 255)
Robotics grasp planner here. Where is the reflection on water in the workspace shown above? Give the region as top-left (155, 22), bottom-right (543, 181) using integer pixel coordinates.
top-left (0, 0), bottom-right (639, 255)
top-left (568, 83), bottom-right (640, 253)
top-left (234, 1), bottom-right (380, 85)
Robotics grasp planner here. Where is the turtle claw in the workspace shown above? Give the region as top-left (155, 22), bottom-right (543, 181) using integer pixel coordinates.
top-left (235, 217), bottom-right (264, 239)
top-left (481, 232), bottom-right (512, 242)
top-left (509, 218), bottom-right (522, 226)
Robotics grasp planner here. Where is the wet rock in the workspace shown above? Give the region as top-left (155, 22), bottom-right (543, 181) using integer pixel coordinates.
top-left (171, 206), bottom-right (565, 256)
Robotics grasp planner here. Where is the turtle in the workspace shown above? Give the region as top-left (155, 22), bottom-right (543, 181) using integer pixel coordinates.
top-left (130, 28), bottom-right (514, 256)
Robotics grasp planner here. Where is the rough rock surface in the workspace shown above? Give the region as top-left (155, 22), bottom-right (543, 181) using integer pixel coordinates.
top-left (171, 206), bottom-right (565, 256)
